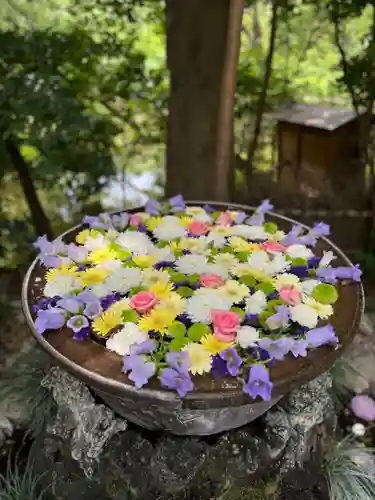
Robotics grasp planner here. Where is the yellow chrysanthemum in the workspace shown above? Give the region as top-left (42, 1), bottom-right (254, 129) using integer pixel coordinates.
top-left (157, 292), bottom-right (186, 315)
top-left (92, 310), bottom-right (122, 337)
top-left (200, 334), bottom-right (232, 355)
top-left (146, 216), bottom-right (163, 231)
top-left (219, 279), bottom-right (250, 302)
top-left (79, 267), bottom-right (110, 286)
top-left (142, 268), bottom-right (170, 287)
top-left (303, 297), bottom-right (333, 319)
top-left (88, 247), bottom-right (118, 265)
top-left (211, 226), bottom-right (232, 236)
top-left (274, 274), bottom-right (301, 291)
top-left (179, 216), bottom-right (194, 228)
top-left (183, 343), bottom-right (212, 375)
top-left (133, 255), bottom-right (157, 268)
top-left (185, 207), bottom-right (206, 217)
top-left (228, 237), bottom-right (260, 253)
top-left (138, 308), bottom-right (176, 334)
top-left (75, 229), bottom-right (99, 245)
top-left (149, 282), bottom-right (175, 299)
top-left (179, 237), bottom-right (208, 254)
top-left (169, 241), bottom-right (181, 253)
top-left (106, 298), bottom-right (130, 316)
top-left (46, 264), bottom-right (78, 283)
top-left (232, 264), bottom-right (272, 283)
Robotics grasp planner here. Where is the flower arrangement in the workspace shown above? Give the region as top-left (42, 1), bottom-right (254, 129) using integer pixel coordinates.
top-left (32, 196), bottom-right (361, 402)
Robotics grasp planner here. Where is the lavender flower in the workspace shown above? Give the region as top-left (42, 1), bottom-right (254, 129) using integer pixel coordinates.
top-left (35, 308), bottom-right (66, 335)
top-left (39, 254), bottom-right (62, 268)
top-left (351, 395), bottom-right (375, 422)
top-left (298, 234), bottom-right (317, 247)
top-left (281, 225), bottom-right (303, 246)
top-left (67, 243), bottom-right (89, 263)
top-left (306, 324), bottom-right (338, 348)
top-left (101, 292), bottom-right (122, 310)
top-left (312, 222), bottom-right (330, 237)
top-left (145, 198), bottom-right (161, 215)
top-left (211, 355), bottom-right (229, 378)
top-left (72, 326), bottom-right (91, 342)
top-left (244, 314), bottom-right (261, 328)
top-left (235, 211), bottom-right (247, 224)
top-left (33, 235), bottom-right (65, 255)
top-left (257, 337), bottom-right (293, 361)
top-left (77, 290), bottom-right (98, 304)
top-left (83, 213), bottom-right (113, 230)
top-left (159, 368), bottom-right (194, 397)
top-left (316, 265), bottom-right (362, 284)
top-left (166, 351), bottom-right (191, 373)
top-left (83, 300), bottom-right (102, 319)
top-left (266, 305), bottom-right (291, 330)
top-left (247, 212), bottom-right (264, 226)
top-left (290, 265), bottom-right (309, 278)
top-left (112, 212), bottom-right (130, 230)
top-left (153, 261), bottom-right (175, 270)
top-left (169, 194), bottom-right (185, 213)
top-left (243, 365), bottom-right (273, 402)
top-left (66, 315), bottom-right (89, 334)
top-left (219, 347), bottom-right (243, 376)
top-left (56, 297), bottom-right (82, 314)
top-left (176, 314), bottom-right (193, 328)
top-left (203, 204), bottom-right (215, 213)
top-left (258, 199), bottom-right (273, 214)
top-left (315, 267), bottom-right (338, 284)
top-left (289, 339), bottom-right (308, 357)
top-left (129, 339), bottom-right (156, 355)
top-left (122, 355), bottom-right (156, 388)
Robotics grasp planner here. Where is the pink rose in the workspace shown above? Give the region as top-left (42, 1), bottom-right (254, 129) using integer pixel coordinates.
top-left (188, 220), bottom-right (209, 236)
top-left (212, 310), bottom-right (240, 342)
top-left (200, 273), bottom-right (224, 288)
top-left (216, 211), bottom-right (234, 227)
top-left (279, 286), bottom-right (301, 306)
top-left (129, 291), bottom-right (157, 313)
top-left (261, 241), bottom-right (286, 253)
top-left (130, 214), bottom-right (142, 226)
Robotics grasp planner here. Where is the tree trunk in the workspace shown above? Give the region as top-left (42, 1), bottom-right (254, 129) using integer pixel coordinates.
top-left (165, 0), bottom-right (244, 201)
top-left (5, 136), bottom-right (54, 239)
top-left (245, 0), bottom-right (279, 192)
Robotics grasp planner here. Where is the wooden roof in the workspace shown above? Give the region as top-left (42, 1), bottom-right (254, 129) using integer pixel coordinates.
top-left (273, 103), bottom-right (365, 131)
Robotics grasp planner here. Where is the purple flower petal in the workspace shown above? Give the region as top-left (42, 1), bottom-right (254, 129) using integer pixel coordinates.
top-left (66, 314), bottom-right (89, 334)
top-left (290, 339), bottom-right (308, 357)
top-left (166, 351), bottom-right (191, 373)
top-left (211, 355), bottom-right (229, 378)
top-left (159, 368), bottom-right (194, 397)
top-left (219, 347), bottom-right (243, 376)
top-left (243, 365), bottom-right (273, 402)
top-left (313, 222), bottom-right (330, 237)
top-left (83, 300), bottom-right (103, 319)
top-left (266, 305), bottom-right (290, 329)
top-left (129, 339), bottom-right (156, 355)
top-left (56, 297), bottom-right (82, 314)
top-left (351, 395), bottom-right (375, 422)
top-left (112, 212), bottom-right (130, 230)
top-left (122, 355), bottom-right (156, 388)
top-left (73, 326), bottom-right (91, 342)
top-left (169, 194), bottom-right (185, 212)
top-left (34, 308), bottom-right (66, 335)
top-left (257, 337), bottom-right (293, 361)
top-left (306, 324), bottom-right (338, 348)
top-left (145, 198), bottom-right (161, 215)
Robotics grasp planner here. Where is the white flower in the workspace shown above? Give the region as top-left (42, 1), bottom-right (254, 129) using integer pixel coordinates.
top-left (303, 297), bottom-right (333, 319)
top-left (98, 259), bottom-right (123, 271)
top-left (351, 423), bottom-right (366, 437)
top-left (106, 323), bottom-right (149, 356)
top-left (44, 275), bottom-right (81, 297)
top-left (301, 279), bottom-right (319, 296)
top-left (219, 280), bottom-right (250, 303)
top-left (205, 263), bottom-right (229, 279)
top-left (214, 253), bottom-right (239, 270)
top-left (231, 225), bottom-right (268, 240)
top-left (162, 215), bottom-right (183, 225)
top-left (319, 251), bottom-right (336, 267)
top-left (186, 289), bottom-right (232, 324)
top-left (265, 254), bottom-right (290, 276)
top-left (231, 263), bottom-right (254, 278)
top-left (149, 245), bottom-right (176, 262)
top-left (269, 230), bottom-right (286, 242)
top-left (158, 293), bottom-right (186, 315)
top-left (245, 291), bottom-right (267, 314)
top-left (286, 244), bottom-right (313, 260)
top-left (248, 251), bottom-right (269, 270)
top-left (117, 231), bottom-right (153, 255)
top-left (179, 236), bottom-right (209, 254)
top-left (106, 229), bottom-right (120, 241)
top-left (153, 222), bottom-right (186, 241)
top-left (183, 342), bottom-right (212, 375)
top-left (290, 303), bottom-right (318, 328)
top-left (274, 274), bottom-right (301, 291)
top-left (84, 234), bottom-right (108, 251)
top-left (236, 326), bottom-right (260, 348)
top-left (93, 267), bottom-right (142, 297)
top-left (206, 231), bottom-right (227, 248)
top-left (175, 254), bottom-right (208, 275)
top-left (142, 268), bottom-right (171, 287)
top-left (185, 206), bottom-right (212, 223)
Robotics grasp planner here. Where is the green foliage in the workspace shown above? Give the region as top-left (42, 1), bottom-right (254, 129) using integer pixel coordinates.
top-left (0, 454), bottom-right (47, 500)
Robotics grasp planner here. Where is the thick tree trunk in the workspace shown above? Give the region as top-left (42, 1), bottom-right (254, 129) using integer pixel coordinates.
top-left (166, 0), bottom-right (244, 201)
top-left (245, 0), bottom-right (279, 192)
top-left (5, 137), bottom-right (54, 239)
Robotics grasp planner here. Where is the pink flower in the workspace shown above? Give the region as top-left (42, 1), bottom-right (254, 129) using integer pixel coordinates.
top-left (212, 310), bottom-right (240, 342)
top-left (216, 211), bottom-right (233, 227)
top-left (262, 241), bottom-right (286, 253)
top-left (129, 291), bottom-right (157, 314)
top-left (200, 273), bottom-right (224, 288)
top-left (279, 286), bottom-right (302, 306)
top-left (351, 395), bottom-right (375, 422)
top-left (130, 214), bottom-right (142, 226)
top-left (188, 220), bottom-right (209, 236)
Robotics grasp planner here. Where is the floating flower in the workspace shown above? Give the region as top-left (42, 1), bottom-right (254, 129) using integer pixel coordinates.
top-left (266, 305), bottom-right (291, 330)
top-left (123, 355), bottom-right (156, 388)
top-left (218, 279), bottom-right (250, 303)
top-left (66, 315), bottom-right (89, 334)
top-left (274, 274), bottom-right (301, 291)
top-left (285, 244), bottom-right (313, 260)
top-left (79, 267), bottom-right (110, 286)
top-left (130, 213), bottom-right (142, 226)
top-left (175, 254), bottom-right (209, 275)
top-left (236, 326), bottom-right (260, 348)
top-left (200, 334), bottom-right (232, 354)
top-left (200, 273), bottom-right (225, 289)
top-left (129, 291), bottom-right (158, 314)
top-left (117, 231), bottom-right (153, 255)
top-left (306, 324), bottom-right (338, 348)
top-left (166, 351), bottom-right (191, 373)
top-left (216, 211), bottom-right (233, 226)
top-left (279, 286), bottom-right (302, 306)
top-left (183, 342), bottom-right (212, 375)
top-left (138, 307), bottom-right (176, 334)
top-left (88, 247), bottom-right (118, 265)
top-left (261, 241), bottom-right (286, 253)
top-left (245, 291), bottom-right (267, 315)
top-left (186, 289), bottom-right (232, 324)
top-left (44, 274), bottom-right (81, 298)
top-left (219, 347), bottom-right (242, 376)
top-left (133, 255), bottom-right (158, 268)
top-left (157, 292), bottom-right (186, 315)
top-left (188, 220), bottom-right (209, 236)
top-left (153, 221), bottom-right (186, 241)
top-left (212, 310), bottom-right (240, 342)
top-left (169, 194), bottom-right (186, 213)
top-left (243, 365), bottom-right (273, 402)
top-left (303, 297), bottom-right (333, 319)
top-left (142, 268), bottom-right (171, 287)
top-left (106, 323), bottom-right (149, 356)
top-left (149, 282), bottom-right (175, 300)
top-left (35, 308), bottom-right (66, 335)
top-left (92, 300), bottom-right (127, 337)
top-left (257, 337), bottom-right (293, 361)
top-left (159, 368), bottom-right (194, 397)
top-left (290, 303), bottom-right (318, 328)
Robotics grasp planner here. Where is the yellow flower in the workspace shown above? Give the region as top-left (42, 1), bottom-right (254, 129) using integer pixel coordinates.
top-left (232, 264), bottom-right (272, 283)
top-left (146, 216), bottom-right (163, 231)
top-left (170, 241), bottom-right (181, 253)
top-left (138, 308), bottom-right (176, 334)
top-left (228, 237), bottom-right (260, 253)
top-left (185, 206), bottom-right (206, 217)
top-left (149, 282), bottom-right (175, 299)
top-left (88, 247), bottom-right (118, 265)
top-left (79, 267), bottom-right (109, 286)
top-left (107, 298), bottom-right (130, 316)
top-left (200, 334), bottom-right (232, 355)
top-left (179, 216), bottom-right (194, 228)
top-left (183, 343), bottom-right (212, 375)
top-left (46, 264), bottom-right (78, 283)
top-left (274, 274), bottom-right (301, 291)
top-left (142, 268), bottom-right (171, 287)
top-left (133, 255), bottom-right (157, 268)
top-left (303, 297), bottom-right (333, 319)
top-left (219, 279), bottom-right (250, 302)
top-left (75, 229), bottom-right (99, 245)
top-left (179, 237), bottom-right (208, 254)
top-left (157, 292), bottom-right (186, 315)
top-left (211, 226), bottom-right (232, 236)
top-left (92, 298), bottom-right (130, 336)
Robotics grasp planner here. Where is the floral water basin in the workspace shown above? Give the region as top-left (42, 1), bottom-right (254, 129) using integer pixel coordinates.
top-left (22, 198), bottom-right (364, 435)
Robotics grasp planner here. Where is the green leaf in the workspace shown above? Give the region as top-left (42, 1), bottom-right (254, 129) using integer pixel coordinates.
top-left (187, 323), bottom-right (210, 341)
top-left (312, 283), bottom-right (338, 305)
top-left (230, 307), bottom-right (246, 320)
top-left (263, 222), bottom-right (278, 234)
top-left (169, 336), bottom-right (189, 352)
top-left (259, 311), bottom-right (273, 329)
top-left (168, 321), bottom-right (187, 338)
top-left (239, 275), bottom-right (256, 287)
top-left (176, 286), bottom-right (194, 298)
top-left (236, 252), bottom-right (250, 262)
top-left (255, 283), bottom-right (275, 296)
top-left (291, 257), bottom-right (308, 267)
top-left (221, 246), bottom-right (234, 254)
top-left (212, 211), bottom-right (222, 220)
top-left (128, 286), bottom-right (146, 297)
top-left (171, 272), bottom-right (188, 283)
top-left (121, 309), bottom-right (138, 323)
top-left (188, 273), bottom-right (200, 285)
top-left (267, 299), bottom-right (284, 311)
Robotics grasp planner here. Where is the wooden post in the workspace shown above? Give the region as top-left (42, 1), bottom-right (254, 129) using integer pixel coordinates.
top-left (165, 0), bottom-right (245, 201)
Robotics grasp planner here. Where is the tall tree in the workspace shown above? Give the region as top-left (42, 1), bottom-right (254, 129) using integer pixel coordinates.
top-left (165, 0), bottom-right (245, 201)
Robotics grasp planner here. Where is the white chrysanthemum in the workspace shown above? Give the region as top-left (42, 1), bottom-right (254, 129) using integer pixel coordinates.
top-left (162, 215), bottom-right (183, 225)
top-left (185, 206), bottom-right (212, 223)
top-left (268, 230), bottom-right (286, 242)
top-left (286, 244), bottom-right (314, 260)
top-left (92, 267), bottom-right (143, 297)
top-left (290, 303), bottom-right (318, 328)
top-left (179, 236), bottom-right (209, 254)
top-left (245, 291), bottom-right (267, 315)
top-left (214, 253), bottom-right (239, 270)
top-left (231, 224), bottom-right (268, 240)
top-left (106, 323), bottom-right (149, 356)
top-left (231, 263), bottom-right (253, 278)
top-left (44, 275), bottom-right (81, 298)
top-left (84, 234), bottom-right (108, 251)
top-left (264, 254), bottom-right (290, 276)
top-left (175, 254), bottom-right (208, 275)
top-left (274, 273), bottom-right (301, 291)
top-left (219, 279), bottom-right (250, 303)
top-left (205, 263), bottom-right (230, 279)
top-left (319, 250), bottom-right (336, 267)
top-left (186, 289), bottom-right (232, 324)
top-left (149, 245), bottom-right (176, 262)
top-left (206, 231), bottom-right (227, 248)
top-left (106, 229), bottom-right (120, 241)
top-left (236, 326), bottom-right (260, 348)
top-left (117, 231), bottom-right (153, 255)
top-left (153, 222), bottom-right (186, 241)
top-left (98, 259), bottom-right (123, 271)
top-left (301, 279), bottom-right (319, 296)
top-left (142, 268), bottom-right (171, 287)
top-left (183, 342), bottom-right (212, 375)
top-left (248, 251), bottom-right (269, 270)
top-left (303, 297), bottom-right (333, 319)
top-left (157, 293), bottom-right (186, 315)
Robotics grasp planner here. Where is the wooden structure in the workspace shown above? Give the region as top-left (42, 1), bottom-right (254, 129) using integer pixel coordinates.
top-left (274, 103), bottom-right (367, 205)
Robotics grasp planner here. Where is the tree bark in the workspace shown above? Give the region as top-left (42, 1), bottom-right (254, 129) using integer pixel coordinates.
top-left (5, 136), bottom-right (54, 239)
top-left (165, 0), bottom-right (244, 201)
top-left (245, 0), bottom-right (279, 192)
